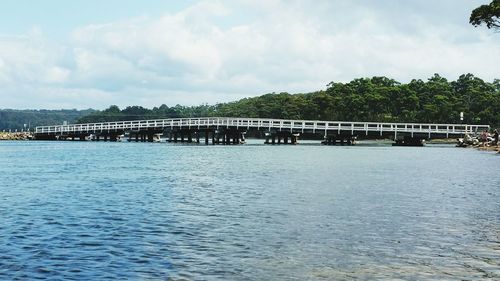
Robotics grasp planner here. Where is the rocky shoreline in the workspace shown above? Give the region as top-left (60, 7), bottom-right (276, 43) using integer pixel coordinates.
top-left (0, 132), bottom-right (34, 141)
top-left (476, 145), bottom-right (500, 153)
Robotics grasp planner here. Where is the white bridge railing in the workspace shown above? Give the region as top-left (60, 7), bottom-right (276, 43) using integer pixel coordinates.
top-left (35, 117), bottom-right (489, 137)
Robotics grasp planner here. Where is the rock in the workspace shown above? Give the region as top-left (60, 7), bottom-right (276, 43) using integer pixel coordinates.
top-left (0, 132), bottom-right (34, 141)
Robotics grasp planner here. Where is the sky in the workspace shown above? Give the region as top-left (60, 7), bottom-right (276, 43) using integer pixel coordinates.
top-left (0, 0), bottom-right (498, 109)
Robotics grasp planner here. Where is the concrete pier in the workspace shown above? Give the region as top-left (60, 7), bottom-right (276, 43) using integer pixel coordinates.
top-left (322, 135), bottom-right (356, 146)
top-left (165, 128), bottom-right (246, 145)
top-left (127, 130), bottom-right (161, 142)
top-left (265, 131), bottom-right (299, 145)
top-left (392, 136), bottom-right (424, 147)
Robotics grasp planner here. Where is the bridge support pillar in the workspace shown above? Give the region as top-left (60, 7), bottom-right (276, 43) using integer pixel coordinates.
top-left (265, 131), bottom-right (297, 145)
top-left (214, 132), bottom-right (220, 144)
top-left (322, 135), bottom-right (336, 145)
top-left (136, 128), bottom-right (244, 145)
top-left (322, 135), bottom-right (355, 146)
top-left (393, 136), bottom-right (424, 147)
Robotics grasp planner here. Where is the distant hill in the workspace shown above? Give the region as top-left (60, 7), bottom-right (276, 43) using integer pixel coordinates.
top-left (0, 109), bottom-right (95, 131)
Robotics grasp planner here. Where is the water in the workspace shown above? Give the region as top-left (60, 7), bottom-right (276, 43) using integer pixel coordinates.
top-left (0, 140), bottom-right (499, 280)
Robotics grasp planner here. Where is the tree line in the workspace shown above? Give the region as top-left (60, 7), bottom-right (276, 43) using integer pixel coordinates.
top-left (0, 109), bottom-right (95, 131)
top-left (78, 74), bottom-right (500, 127)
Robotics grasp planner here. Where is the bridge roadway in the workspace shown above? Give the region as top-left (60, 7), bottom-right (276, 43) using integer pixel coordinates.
top-left (35, 117), bottom-right (490, 146)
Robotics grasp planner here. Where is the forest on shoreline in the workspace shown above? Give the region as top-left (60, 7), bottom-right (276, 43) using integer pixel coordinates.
top-left (0, 109), bottom-right (94, 131)
top-left (1, 74), bottom-right (499, 130)
top-left (78, 74), bottom-right (500, 128)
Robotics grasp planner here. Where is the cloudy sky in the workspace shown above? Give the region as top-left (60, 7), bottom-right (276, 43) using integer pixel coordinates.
top-left (0, 0), bottom-right (498, 109)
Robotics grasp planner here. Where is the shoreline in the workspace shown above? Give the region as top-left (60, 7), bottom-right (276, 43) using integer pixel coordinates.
top-left (0, 132), bottom-right (34, 141)
top-left (2, 134), bottom-right (499, 153)
top-left (476, 145), bottom-right (500, 153)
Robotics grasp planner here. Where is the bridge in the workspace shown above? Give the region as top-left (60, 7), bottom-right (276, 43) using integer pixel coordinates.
top-left (35, 117), bottom-right (489, 146)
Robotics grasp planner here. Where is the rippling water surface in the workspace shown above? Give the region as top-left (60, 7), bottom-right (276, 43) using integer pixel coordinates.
top-left (0, 141), bottom-right (499, 280)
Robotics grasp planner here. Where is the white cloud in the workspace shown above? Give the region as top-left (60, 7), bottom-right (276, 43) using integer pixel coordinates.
top-left (0, 0), bottom-right (498, 109)
top-left (44, 66), bottom-right (70, 83)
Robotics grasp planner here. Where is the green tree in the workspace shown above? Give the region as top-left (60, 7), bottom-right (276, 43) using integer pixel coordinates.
top-left (470, 0), bottom-right (500, 29)
top-left (75, 74), bottom-right (500, 128)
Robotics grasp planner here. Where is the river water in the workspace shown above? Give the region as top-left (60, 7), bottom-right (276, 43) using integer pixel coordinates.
top-left (0, 140), bottom-right (499, 280)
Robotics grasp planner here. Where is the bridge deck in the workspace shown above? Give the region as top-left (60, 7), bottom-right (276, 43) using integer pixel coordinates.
top-left (35, 117), bottom-right (489, 138)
